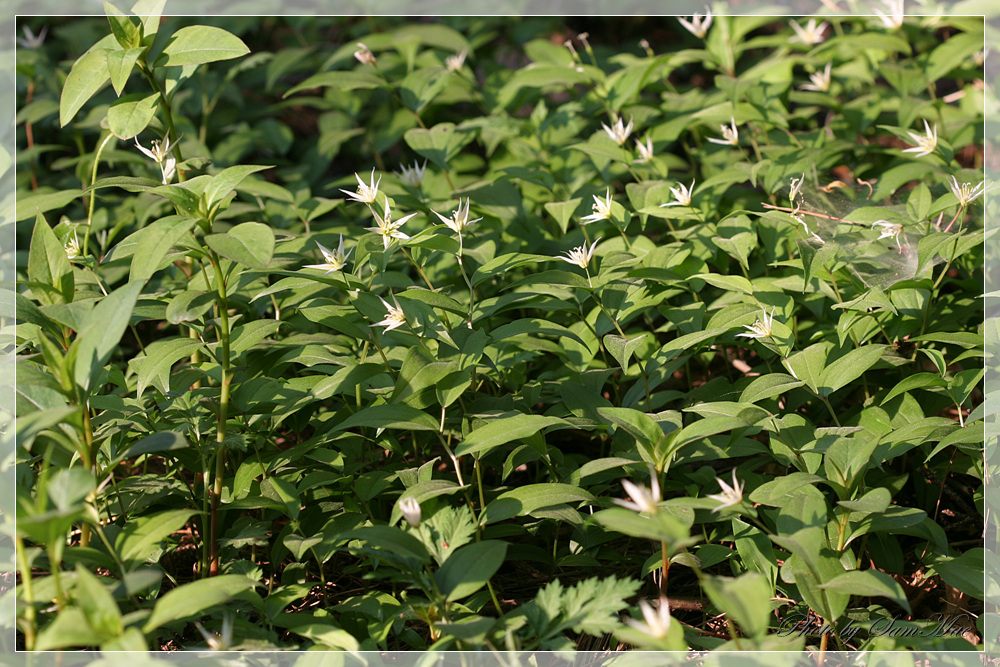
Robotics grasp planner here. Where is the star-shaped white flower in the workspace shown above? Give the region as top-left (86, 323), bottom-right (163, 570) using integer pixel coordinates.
top-left (949, 176), bottom-right (987, 208)
top-left (789, 173), bottom-right (806, 206)
top-left (398, 161), bottom-right (426, 187)
top-left (902, 119), bottom-right (938, 158)
top-left (707, 469), bottom-right (745, 513)
top-left (627, 597), bottom-right (672, 639)
top-left (707, 117), bottom-right (740, 146)
top-left (366, 196), bottom-right (416, 249)
top-left (871, 220), bottom-right (904, 252)
top-left (634, 135), bottom-right (655, 163)
top-left (304, 234), bottom-right (352, 275)
top-left (340, 169), bottom-right (382, 204)
top-left (875, 0), bottom-right (905, 30)
top-left (800, 63), bottom-right (832, 93)
top-left (135, 135), bottom-right (177, 185)
top-left (602, 116), bottom-right (634, 146)
top-left (614, 473), bottom-right (660, 514)
top-left (789, 19), bottom-right (829, 45)
top-left (65, 232), bottom-right (81, 259)
top-left (17, 25), bottom-right (48, 49)
top-left (559, 238), bottom-right (601, 270)
top-left (678, 7), bottom-right (713, 39)
top-left (446, 50), bottom-right (467, 72)
top-left (434, 198), bottom-right (482, 236)
top-left (373, 295), bottom-right (407, 332)
top-left (737, 307), bottom-right (776, 340)
top-left (582, 188), bottom-right (614, 225)
top-left (661, 180), bottom-right (695, 207)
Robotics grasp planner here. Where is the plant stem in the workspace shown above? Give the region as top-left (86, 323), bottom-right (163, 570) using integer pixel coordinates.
top-left (208, 252), bottom-right (232, 577)
top-left (15, 536), bottom-right (36, 650)
top-left (82, 132), bottom-right (116, 257)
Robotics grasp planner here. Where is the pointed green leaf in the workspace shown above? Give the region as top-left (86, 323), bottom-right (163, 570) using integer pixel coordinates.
top-left (158, 25), bottom-right (250, 67)
top-left (28, 212), bottom-right (74, 306)
top-left (60, 49), bottom-right (112, 126)
top-left (205, 222), bottom-right (274, 269)
top-left (821, 569), bottom-right (911, 614)
top-left (106, 48), bottom-right (144, 95)
top-left (453, 414), bottom-right (567, 458)
top-left (72, 280), bottom-right (144, 394)
top-left (435, 541), bottom-right (508, 602)
top-left (143, 575), bottom-right (256, 632)
top-left (107, 92), bottom-right (158, 139)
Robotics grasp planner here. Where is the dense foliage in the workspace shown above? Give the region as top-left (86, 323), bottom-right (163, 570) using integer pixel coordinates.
top-left (11, 6), bottom-right (986, 653)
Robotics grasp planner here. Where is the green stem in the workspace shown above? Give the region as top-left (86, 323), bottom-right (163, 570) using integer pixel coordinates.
top-left (82, 132), bottom-right (116, 257)
top-left (15, 536), bottom-right (36, 650)
top-left (208, 252), bottom-right (232, 577)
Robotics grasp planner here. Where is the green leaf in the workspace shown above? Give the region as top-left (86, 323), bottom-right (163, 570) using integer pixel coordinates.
top-left (882, 372), bottom-right (948, 404)
top-left (818, 345), bottom-right (885, 397)
top-left (28, 212), bottom-right (74, 306)
top-left (333, 404), bottom-right (439, 432)
top-left (399, 66), bottom-right (449, 112)
top-left (205, 222), bottom-right (275, 269)
top-left (694, 273), bottom-right (754, 295)
top-left (701, 573), bottom-right (772, 638)
top-left (489, 318), bottom-right (589, 348)
top-left (597, 406), bottom-right (664, 452)
top-left (403, 122), bottom-right (475, 171)
top-left (481, 483), bottom-right (594, 524)
top-left (74, 564), bottom-right (124, 639)
top-left (266, 477), bottom-right (301, 521)
top-left (60, 49), bottom-right (112, 126)
top-left (821, 570), bottom-right (911, 614)
top-left (284, 70), bottom-right (388, 97)
top-left (17, 189), bottom-right (85, 222)
top-left (116, 508), bottom-right (195, 569)
top-left (104, 1), bottom-right (138, 48)
top-left (544, 199), bottom-right (582, 234)
top-left (202, 164), bottom-right (273, 212)
top-left (72, 281), bottom-right (144, 395)
top-left (227, 320), bottom-right (281, 356)
top-left (106, 48), bottom-right (144, 96)
top-left (165, 290), bottom-right (216, 324)
top-left (131, 0), bottom-right (167, 37)
top-left (120, 431), bottom-right (188, 462)
top-left (129, 215), bottom-right (199, 282)
top-left (435, 540), bottom-right (508, 601)
top-left (339, 525), bottom-right (430, 564)
top-left (158, 25), bottom-right (250, 66)
top-left (471, 252), bottom-right (547, 286)
top-left (134, 337), bottom-right (204, 397)
top-left (107, 92), bottom-right (158, 139)
top-left (929, 549), bottom-right (984, 600)
top-left (143, 575), bottom-right (256, 632)
top-left (837, 487), bottom-right (892, 514)
top-left (923, 31), bottom-right (983, 83)
top-left (453, 414), bottom-right (567, 458)
top-left (591, 507), bottom-right (693, 544)
top-left (604, 333), bottom-right (647, 372)
top-left (390, 480), bottom-right (467, 525)
top-left (739, 373), bottom-right (804, 404)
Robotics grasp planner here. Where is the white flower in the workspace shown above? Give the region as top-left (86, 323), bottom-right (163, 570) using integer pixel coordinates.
top-left (973, 49), bottom-right (987, 67)
top-left (373, 295), bottom-right (407, 332)
top-left (614, 473), bottom-right (660, 514)
top-left (399, 497), bottom-right (422, 527)
top-left (601, 116), bottom-right (634, 146)
top-left (627, 597), bottom-right (672, 639)
top-left (354, 43), bottom-right (377, 66)
top-left (340, 169), bottom-right (382, 204)
top-left (634, 136), bottom-right (655, 163)
top-left (874, 0), bottom-right (905, 30)
top-left (737, 307), bottom-right (776, 340)
top-left (678, 7), bottom-right (713, 39)
top-left (949, 176), bottom-right (987, 208)
top-left (135, 135), bottom-right (177, 185)
top-left (707, 117), bottom-right (739, 146)
top-left (902, 119), bottom-right (938, 158)
top-left (707, 469), bottom-right (745, 513)
top-left (304, 234), bottom-right (352, 275)
top-left (366, 196), bottom-right (416, 249)
top-left (398, 161), bottom-right (426, 187)
top-left (65, 232), bottom-right (81, 259)
top-left (434, 198), bottom-right (482, 236)
top-left (789, 19), bottom-right (829, 45)
top-left (872, 220), bottom-right (904, 251)
top-left (800, 63), bottom-right (832, 92)
top-left (660, 179), bottom-right (695, 208)
top-left (195, 613), bottom-right (233, 651)
top-left (578, 32), bottom-right (591, 52)
top-left (17, 25), bottom-right (48, 50)
top-left (559, 238), bottom-right (601, 270)
top-left (582, 188), bottom-right (614, 225)
top-left (446, 50), bottom-right (467, 72)
top-left (789, 173), bottom-right (806, 206)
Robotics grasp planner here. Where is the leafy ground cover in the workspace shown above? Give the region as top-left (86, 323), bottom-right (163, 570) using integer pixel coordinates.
top-left (10, 6), bottom-right (987, 653)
